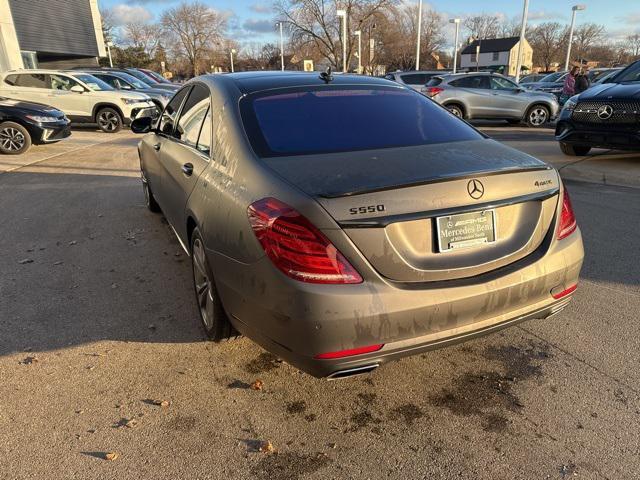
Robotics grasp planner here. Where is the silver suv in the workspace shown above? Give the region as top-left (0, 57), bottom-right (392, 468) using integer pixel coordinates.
top-left (425, 72), bottom-right (559, 127)
top-left (385, 71), bottom-right (448, 94)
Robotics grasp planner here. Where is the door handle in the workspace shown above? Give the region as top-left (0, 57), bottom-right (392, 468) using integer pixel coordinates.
top-left (181, 163), bottom-right (194, 176)
top-left (152, 143), bottom-right (161, 151)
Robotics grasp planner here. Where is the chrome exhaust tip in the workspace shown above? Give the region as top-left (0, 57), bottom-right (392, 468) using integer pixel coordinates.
top-left (327, 364), bottom-right (379, 380)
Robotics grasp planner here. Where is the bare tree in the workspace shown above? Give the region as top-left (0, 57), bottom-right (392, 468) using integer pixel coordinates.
top-left (463, 14), bottom-right (500, 41)
top-left (273, 0), bottom-right (394, 70)
top-left (161, 1), bottom-right (226, 76)
top-left (124, 22), bottom-right (163, 58)
top-left (626, 33), bottom-right (640, 58)
top-left (499, 16), bottom-right (522, 38)
top-left (572, 23), bottom-right (605, 61)
top-left (529, 22), bottom-right (568, 71)
top-left (100, 8), bottom-right (117, 44)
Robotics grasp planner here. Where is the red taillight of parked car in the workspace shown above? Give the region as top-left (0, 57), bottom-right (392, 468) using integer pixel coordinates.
top-left (424, 86), bottom-right (444, 97)
top-left (314, 344), bottom-right (384, 359)
top-left (247, 198), bottom-right (363, 284)
top-left (557, 187), bottom-right (577, 240)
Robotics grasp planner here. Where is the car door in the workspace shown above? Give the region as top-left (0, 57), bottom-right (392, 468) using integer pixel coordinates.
top-left (450, 76), bottom-right (494, 118)
top-left (2, 73), bottom-right (51, 105)
top-left (157, 83), bottom-right (212, 242)
top-left (48, 74), bottom-right (92, 118)
top-left (488, 76), bottom-right (526, 118)
top-left (143, 85), bottom-right (191, 208)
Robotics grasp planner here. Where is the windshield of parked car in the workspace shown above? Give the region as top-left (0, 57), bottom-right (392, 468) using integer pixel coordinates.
top-left (241, 86), bottom-right (483, 157)
top-left (614, 62), bottom-right (640, 84)
top-left (115, 73), bottom-right (149, 89)
top-left (74, 74), bottom-right (113, 91)
top-left (125, 69), bottom-right (157, 85)
top-left (540, 71), bottom-right (565, 83)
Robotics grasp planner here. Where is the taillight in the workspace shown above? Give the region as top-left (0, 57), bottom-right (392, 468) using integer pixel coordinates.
top-left (247, 198), bottom-right (363, 284)
top-left (424, 86), bottom-right (444, 97)
top-left (556, 187), bottom-right (577, 240)
top-left (314, 344), bottom-right (384, 359)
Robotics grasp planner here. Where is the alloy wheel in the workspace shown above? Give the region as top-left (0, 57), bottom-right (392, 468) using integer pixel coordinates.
top-left (192, 238), bottom-right (214, 330)
top-left (449, 106), bottom-right (463, 118)
top-left (529, 108), bottom-right (548, 126)
top-left (0, 127), bottom-right (26, 151)
top-left (98, 111), bottom-right (120, 131)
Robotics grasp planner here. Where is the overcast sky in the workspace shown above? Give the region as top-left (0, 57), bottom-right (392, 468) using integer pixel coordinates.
top-left (99, 0), bottom-right (640, 45)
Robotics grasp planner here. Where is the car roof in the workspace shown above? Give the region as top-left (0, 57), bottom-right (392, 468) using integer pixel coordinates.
top-left (195, 71), bottom-right (401, 95)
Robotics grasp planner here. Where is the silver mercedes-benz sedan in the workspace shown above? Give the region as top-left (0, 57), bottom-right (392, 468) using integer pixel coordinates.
top-left (131, 71), bottom-right (583, 378)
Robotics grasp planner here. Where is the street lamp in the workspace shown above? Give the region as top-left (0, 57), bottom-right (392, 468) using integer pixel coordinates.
top-left (230, 48), bottom-right (236, 73)
top-left (106, 41), bottom-right (114, 68)
top-left (276, 22), bottom-right (285, 71)
top-left (415, 0), bottom-right (423, 70)
top-left (564, 4), bottom-right (586, 71)
top-left (449, 19), bottom-right (460, 74)
top-left (354, 30), bottom-right (362, 74)
top-left (514, 0), bottom-right (530, 82)
top-left (336, 9), bottom-right (347, 72)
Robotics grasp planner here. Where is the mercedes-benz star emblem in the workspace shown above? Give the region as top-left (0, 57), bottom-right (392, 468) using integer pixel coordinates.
top-left (597, 104), bottom-right (614, 120)
top-left (467, 179), bottom-right (484, 200)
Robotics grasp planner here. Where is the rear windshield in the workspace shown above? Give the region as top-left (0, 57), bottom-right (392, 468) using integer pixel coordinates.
top-left (240, 86), bottom-right (482, 157)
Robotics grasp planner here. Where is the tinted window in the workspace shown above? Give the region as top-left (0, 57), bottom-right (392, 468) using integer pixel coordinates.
top-left (401, 74), bottom-right (427, 85)
top-left (491, 77), bottom-right (517, 90)
top-left (13, 73), bottom-right (48, 88)
top-left (241, 87), bottom-right (483, 157)
top-left (174, 84), bottom-right (210, 143)
top-left (615, 61), bottom-right (640, 84)
top-left (74, 74), bottom-right (112, 91)
top-left (450, 76), bottom-right (490, 89)
top-left (159, 86), bottom-right (190, 135)
top-left (93, 74), bottom-right (119, 88)
top-left (426, 77), bottom-right (443, 86)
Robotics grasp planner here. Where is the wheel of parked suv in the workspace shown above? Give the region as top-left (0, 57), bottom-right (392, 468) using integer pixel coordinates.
top-left (141, 176), bottom-right (161, 213)
top-left (447, 104), bottom-right (464, 118)
top-left (526, 104), bottom-right (549, 127)
top-left (190, 227), bottom-right (237, 341)
top-left (96, 107), bottom-right (123, 133)
top-left (560, 142), bottom-right (591, 156)
top-left (0, 121), bottom-right (32, 155)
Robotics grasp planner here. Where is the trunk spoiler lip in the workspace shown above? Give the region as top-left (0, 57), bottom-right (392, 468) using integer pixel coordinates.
top-left (338, 187), bottom-right (559, 228)
top-left (318, 165), bottom-right (552, 199)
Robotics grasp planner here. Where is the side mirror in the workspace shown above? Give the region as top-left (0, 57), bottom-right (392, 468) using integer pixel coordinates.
top-left (131, 116), bottom-right (153, 134)
top-left (70, 85), bottom-right (85, 94)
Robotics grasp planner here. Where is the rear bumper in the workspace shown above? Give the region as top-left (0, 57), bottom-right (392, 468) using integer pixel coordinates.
top-left (212, 227), bottom-right (584, 378)
top-left (555, 120), bottom-right (640, 150)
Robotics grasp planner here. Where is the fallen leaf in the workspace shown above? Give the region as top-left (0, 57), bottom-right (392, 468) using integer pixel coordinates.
top-left (104, 452), bottom-right (119, 461)
top-left (250, 379), bottom-right (264, 391)
top-left (20, 356), bottom-right (38, 365)
top-left (259, 441), bottom-right (275, 453)
top-left (53, 261), bottom-right (63, 266)
top-left (152, 400), bottom-right (171, 407)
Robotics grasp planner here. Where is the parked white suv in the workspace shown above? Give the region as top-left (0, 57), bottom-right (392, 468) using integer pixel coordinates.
top-left (0, 70), bottom-right (158, 133)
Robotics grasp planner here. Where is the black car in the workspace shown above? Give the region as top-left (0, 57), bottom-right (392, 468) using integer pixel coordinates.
top-left (555, 60), bottom-right (640, 156)
top-left (0, 97), bottom-right (70, 154)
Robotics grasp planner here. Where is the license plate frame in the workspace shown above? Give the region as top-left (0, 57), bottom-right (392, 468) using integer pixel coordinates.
top-left (436, 209), bottom-right (497, 253)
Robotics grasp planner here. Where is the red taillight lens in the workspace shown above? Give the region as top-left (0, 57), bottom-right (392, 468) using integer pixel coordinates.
top-left (424, 86), bottom-right (444, 97)
top-left (314, 344), bottom-right (384, 359)
top-left (247, 198), bottom-right (363, 284)
top-left (556, 187), bottom-right (577, 240)
top-left (552, 284), bottom-right (577, 299)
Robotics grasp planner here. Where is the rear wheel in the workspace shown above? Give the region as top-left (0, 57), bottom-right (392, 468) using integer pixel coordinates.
top-left (526, 104), bottom-right (549, 127)
top-left (191, 227), bottom-right (237, 341)
top-left (0, 122), bottom-right (31, 155)
top-left (560, 142), bottom-right (591, 156)
top-left (96, 107), bottom-right (123, 133)
top-left (446, 104), bottom-right (464, 118)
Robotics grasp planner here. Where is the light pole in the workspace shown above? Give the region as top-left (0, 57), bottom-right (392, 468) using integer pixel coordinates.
top-left (354, 30), bottom-right (362, 74)
top-left (514, 0), bottom-right (530, 82)
top-left (336, 9), bottom-right (347, 72)
top-left (106, 41), bottom-right (114, 68)
top-left (276, 22), bottom-right (285, 71)
top-left (230, 48), bottom-right (236, 73)
top-left (415, 0), bottom-right (423, 70)
top-left (449, 19), bottom-right (460, 73)
top-left (564, 4), bottom-right (586, 71)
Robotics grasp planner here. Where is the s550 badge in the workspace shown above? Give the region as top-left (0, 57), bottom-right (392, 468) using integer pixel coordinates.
top-left (349, 204), bottom-right (386, 215)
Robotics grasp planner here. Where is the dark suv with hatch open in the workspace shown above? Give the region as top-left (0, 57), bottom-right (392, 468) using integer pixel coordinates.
top-left (555, 60), bottom-right (640, 156)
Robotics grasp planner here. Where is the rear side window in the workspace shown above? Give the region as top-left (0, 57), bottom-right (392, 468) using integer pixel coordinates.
top-left (450, 76), bottom-right (490, 89)
top-left (174, 84), bottom-right (210, 147)
top-left (12, 73), bottom-right (48, 88)
top-left (400, 74), bottom-right (427, 85)
top-left (159, 86), bottom-right (190, 135)
top-left (241, 87), bottom-right (483, 157)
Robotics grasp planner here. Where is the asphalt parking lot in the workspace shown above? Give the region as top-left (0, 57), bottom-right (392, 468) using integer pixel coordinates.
top-left (1, 127), bottom-right (639, 479)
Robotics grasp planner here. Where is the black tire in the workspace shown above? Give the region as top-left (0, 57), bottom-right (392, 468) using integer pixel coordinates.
top-left (560, 142), bottom-right (591, 156)
top-left (0, 121), bottom-right (32, 155)
top-left (190, 227), bottom-right (237, 341)
top-left (446, 104), bottom-right (464, 118)
top-left (525, 104), bottom-right (550, 128)
top-left (141, 175), bottom-right (161, 213)
top-left (96, 107), bottom-right (123, 133)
